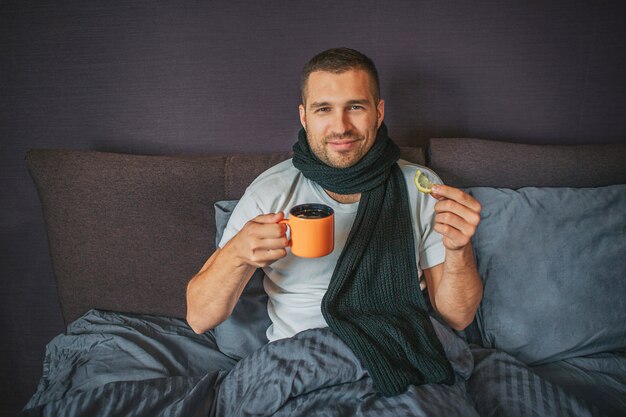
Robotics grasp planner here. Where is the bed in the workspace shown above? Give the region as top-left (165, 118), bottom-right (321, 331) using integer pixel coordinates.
top-left (22, 138), bottom-right (626, 416)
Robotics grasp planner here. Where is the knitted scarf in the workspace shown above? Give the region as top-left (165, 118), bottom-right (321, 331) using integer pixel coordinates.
top-left (292, 123), bottom-right (454, 397)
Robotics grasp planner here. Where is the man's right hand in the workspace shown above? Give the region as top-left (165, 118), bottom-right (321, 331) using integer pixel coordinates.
top-left (228, 212), bottom-right (290, 268)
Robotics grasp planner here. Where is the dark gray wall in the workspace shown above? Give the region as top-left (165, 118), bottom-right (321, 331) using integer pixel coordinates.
top-left (2, 1), bottom-right (625, 415)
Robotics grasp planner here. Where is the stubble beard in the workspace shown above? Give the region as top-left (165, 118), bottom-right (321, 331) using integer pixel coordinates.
top-left (306, 122), bottom-right (378, 169)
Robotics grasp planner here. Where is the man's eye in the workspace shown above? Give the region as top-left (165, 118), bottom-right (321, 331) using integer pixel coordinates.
top-left (316, 107), bottom-right (330, 113)
top-left (350, 105), bottom-right (364, 110)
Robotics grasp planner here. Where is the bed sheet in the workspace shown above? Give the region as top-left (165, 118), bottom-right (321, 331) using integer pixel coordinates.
top-left (530, 352), bottom-right (626, 417)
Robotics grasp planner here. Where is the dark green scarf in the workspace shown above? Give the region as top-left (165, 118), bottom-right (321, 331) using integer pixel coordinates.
top-left (292, 123), bottom-right (454, 396)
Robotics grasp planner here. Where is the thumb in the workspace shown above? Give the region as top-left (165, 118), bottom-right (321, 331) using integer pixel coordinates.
top-left (429, 184), bottom-right (442, 200)
top-left (430, 192), bottom-right (446, 201)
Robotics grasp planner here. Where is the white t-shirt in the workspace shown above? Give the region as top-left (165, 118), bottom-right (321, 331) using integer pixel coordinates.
top-left (219, 159), bottom-right (446, 342)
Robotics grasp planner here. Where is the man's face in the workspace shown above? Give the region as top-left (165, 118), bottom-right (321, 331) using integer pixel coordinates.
top-left (299, 69), bottom-right (385, 168)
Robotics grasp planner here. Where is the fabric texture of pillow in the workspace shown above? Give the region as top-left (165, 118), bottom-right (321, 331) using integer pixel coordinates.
top-left (212, 200), bottom-right (271, 360)
top-left (466, 185), bottom-right (626, 366)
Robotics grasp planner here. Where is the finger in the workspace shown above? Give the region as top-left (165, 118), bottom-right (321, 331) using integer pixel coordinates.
top-left (434, 223), bottom-right (470, 249)
top-left (247, 220), bottom-right (287, 239)
top-left (253, 236), bottom-right (290, 251)
top-left (431, 185), bottom-right (481, 212)
top-left (429, 193), bottom-right (446, 201)
top-left (435, 212), bottom-right (477, 237)
top-left (253, 212), bottom-right (285, 224)
top-left (434, 200), bottom-right (481, 227)
top-left (250, 248), bottom-right (288, 266)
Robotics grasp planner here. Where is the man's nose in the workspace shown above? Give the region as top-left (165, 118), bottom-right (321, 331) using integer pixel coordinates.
top-left (331, 110), bottom-right (351, 134)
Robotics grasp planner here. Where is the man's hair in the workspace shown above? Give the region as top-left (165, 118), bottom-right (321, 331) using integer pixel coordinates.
top-left (300, 47), bottom-right (380, 104)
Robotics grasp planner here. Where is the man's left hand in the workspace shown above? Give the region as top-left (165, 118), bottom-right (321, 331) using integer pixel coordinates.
top-left (430, 185), bottom-right (482, 251)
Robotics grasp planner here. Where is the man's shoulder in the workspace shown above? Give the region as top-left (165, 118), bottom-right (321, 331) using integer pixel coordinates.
top-left (247, 158), bottom-right (301, 191)
top-left (397, 159), bottom-right (442, 185)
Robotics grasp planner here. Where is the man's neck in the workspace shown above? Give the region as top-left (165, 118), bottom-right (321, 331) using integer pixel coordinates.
top-left (325, 189), bottom-right (361, 204)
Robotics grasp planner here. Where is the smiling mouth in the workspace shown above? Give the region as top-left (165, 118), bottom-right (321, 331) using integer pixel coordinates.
top-left (328, 139), bottom-right (358, 144)
top-left (327, 140), bottom-right (359, 151)
top-left (326, 134), bottom-right (363, 147)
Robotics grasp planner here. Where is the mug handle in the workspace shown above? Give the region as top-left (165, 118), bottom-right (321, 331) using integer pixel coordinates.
top-left (278, 219), bottom-right (292, 246)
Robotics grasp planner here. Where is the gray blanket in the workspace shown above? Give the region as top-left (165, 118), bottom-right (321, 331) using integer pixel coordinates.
top-left (22, 310), bottom-right (612, 417)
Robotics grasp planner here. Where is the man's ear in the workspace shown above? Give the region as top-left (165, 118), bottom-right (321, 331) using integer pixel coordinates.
top-left (298, 104), bottom-right (306, 129)
top-left (376, 99), bottom-right (385, 128)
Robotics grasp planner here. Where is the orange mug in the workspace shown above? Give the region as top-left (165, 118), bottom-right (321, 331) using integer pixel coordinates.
top-left (280, 203), bottom-right (334, 258)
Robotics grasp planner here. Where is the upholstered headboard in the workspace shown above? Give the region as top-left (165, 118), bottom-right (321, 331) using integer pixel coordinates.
top-left (428, 138), bottom-right (626, 188)
top-left (26, 140), bottom-right (626, 325)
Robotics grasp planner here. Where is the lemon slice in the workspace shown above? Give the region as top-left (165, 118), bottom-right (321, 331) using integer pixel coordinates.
top-left (414, 169), bottom-right (433, 194)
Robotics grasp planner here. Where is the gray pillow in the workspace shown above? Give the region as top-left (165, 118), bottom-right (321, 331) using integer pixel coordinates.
top-left (214, 200), bottom-right (240, 248)
top-left (212, 200), bottom-right (271, 360)
top-left (466, 185), bottom-right (626, 366)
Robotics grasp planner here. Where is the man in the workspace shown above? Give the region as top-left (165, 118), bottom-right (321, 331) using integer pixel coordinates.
top-left (186, 47), bottom-right (483, 396)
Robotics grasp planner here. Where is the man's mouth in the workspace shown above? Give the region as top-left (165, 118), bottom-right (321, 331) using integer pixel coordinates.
top-left (325, 135), bottom-right (363, 151)
top-left (327, 140), bottom-right (358, 151)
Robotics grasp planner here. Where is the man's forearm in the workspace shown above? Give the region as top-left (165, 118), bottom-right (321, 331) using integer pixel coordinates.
top-left (434, 245), bottom-right (483, 330)
top-left (186, 244), bottom-right (257, 334)
top-left (186, 212), bottom-right (288, 333)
